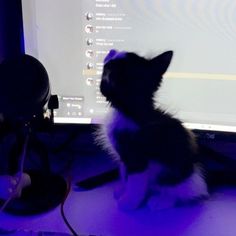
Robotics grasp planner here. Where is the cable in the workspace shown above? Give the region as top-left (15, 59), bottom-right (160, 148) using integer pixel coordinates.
top-left (0, 131), bottom-right (29, 213)
top-left (60, 176), bottom-right (79, 236)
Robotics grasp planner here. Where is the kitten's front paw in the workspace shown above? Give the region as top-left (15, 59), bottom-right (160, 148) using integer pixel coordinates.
top-left (116, 171), bottom-right (149, 211)
top-left (147, 194), bottom-right (176, 211)
top-left (117, 192), bottom-right (143, 211)
top-left (113, 183), bottom-right (125, 200)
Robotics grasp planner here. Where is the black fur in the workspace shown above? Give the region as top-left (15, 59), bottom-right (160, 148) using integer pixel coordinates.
top-left (100, 50), bottom-right (198, 186)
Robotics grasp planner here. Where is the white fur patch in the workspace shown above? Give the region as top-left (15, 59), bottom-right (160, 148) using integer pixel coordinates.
top-left (148, 165), bottom-right (209, 210)
top-left (166, 165), bottom-right (208, 201)
top-left (94, 108), bottom-right (139, 161)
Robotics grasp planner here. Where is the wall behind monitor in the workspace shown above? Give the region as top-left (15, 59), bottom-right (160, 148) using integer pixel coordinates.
top-left (0, 1), bottom-right (24, 62)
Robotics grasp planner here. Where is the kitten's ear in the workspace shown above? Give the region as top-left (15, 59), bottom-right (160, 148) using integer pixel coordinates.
top-left (150, 51), bottom-right (173, 75)
top-left (104, 49), bottom-right (118, 64)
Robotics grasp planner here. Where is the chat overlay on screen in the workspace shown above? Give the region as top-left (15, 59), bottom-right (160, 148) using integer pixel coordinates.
top-left (21, 0), bottom-right (236, 132)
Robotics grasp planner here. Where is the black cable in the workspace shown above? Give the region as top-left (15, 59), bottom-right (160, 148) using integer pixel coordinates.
top-left (60, 177), bottom-right (79, 236)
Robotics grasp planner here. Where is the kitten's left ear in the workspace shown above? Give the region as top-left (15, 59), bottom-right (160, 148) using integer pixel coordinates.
top-left (150, 51), bottom-right (173, 75)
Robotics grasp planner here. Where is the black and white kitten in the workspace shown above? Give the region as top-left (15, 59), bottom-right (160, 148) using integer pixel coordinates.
top-left (97, 49), bottom-right (208, 210)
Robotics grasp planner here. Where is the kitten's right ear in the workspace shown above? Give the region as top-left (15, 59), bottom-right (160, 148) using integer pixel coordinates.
top-left (150, 51), bottom-right (173, 75)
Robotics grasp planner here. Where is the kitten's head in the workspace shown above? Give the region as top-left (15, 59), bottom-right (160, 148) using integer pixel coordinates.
top-left (100, 49), bottom-right (173, 111)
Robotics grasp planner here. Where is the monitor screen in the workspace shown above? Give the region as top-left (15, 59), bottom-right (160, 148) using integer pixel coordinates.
top-left (21, 0), bottom-right (236, 132)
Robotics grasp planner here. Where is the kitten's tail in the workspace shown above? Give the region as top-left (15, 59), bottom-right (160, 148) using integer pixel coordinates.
top-left (198, 144), bottom-right (236, 190)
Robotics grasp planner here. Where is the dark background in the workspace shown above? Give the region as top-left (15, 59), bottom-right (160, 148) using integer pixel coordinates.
top-left (0, 0), bottom-right (24, 62)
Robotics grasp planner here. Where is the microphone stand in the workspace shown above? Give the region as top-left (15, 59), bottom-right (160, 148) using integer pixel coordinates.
top-left (0, 114), bottom-right (67, 215)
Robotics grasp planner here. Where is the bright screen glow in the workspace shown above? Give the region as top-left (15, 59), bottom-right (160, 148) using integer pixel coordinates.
top-left (21, 0), bottom-right (236, 132)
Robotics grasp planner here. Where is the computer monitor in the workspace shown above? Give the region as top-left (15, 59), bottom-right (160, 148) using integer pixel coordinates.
top-left (21, 0), bottom-right (236, 133)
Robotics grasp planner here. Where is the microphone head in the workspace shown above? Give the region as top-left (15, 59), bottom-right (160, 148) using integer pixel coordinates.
top-left (0, 54), bottom-right (51, 120)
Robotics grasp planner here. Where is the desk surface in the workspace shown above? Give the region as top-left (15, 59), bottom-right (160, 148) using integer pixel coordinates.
top-left (1, 179), bottom-right (236, 236)
top-left (1, 149), bottom-right (236, 236)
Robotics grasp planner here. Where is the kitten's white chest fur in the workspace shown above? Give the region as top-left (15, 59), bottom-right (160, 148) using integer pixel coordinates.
top-left (96, 108), bottom-right (139, 160)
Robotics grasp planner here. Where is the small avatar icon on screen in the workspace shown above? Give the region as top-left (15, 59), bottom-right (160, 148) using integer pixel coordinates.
top-left (86, 38), bottom-right (93, 46)
top-left (85, 25), bottom-right (93, 34)
top-left (85, 50), bottom-right (94, 58)
top-left (85, 12), bottom-right (93, 21)
top-left (86, 62), bottom-right (94, 69)
top-left (86, 77), bottom-right (94, 86)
